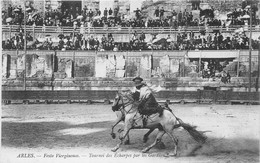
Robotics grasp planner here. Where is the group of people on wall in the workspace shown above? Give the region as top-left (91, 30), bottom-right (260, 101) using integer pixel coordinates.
top-left (2, 0), bottom-right (259, 28)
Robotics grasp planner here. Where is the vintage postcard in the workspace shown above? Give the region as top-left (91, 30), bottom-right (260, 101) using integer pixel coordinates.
top-left (1, 0), bottom-right (260, 163)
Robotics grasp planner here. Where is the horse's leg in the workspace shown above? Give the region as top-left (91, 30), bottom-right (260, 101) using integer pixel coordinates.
top-left (141, 129), bottom-right (165, 153)
top-left (143, 128), bottom-right (155, 143)
top-left (111, 117), bottom-right (133, 152)
top-left (111, 127), bottom-right (131, 152)
top-left (118, 128), bottom-right (130, 145)
top-left (124, 134), bottom-right (130, 145)
top-left (111, 119), bottom-right (121, 139)
top-left (164, 130), bottom-right (179, 157)
top-left (111, 112), bottom-right (123, 139)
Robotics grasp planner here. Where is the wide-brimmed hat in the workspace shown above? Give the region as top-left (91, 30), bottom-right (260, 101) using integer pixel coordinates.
top-left (132, 76), bottom-right (143, 82)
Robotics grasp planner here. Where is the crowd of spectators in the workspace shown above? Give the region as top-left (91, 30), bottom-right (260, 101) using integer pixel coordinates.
top-left (169, 30), bottom-right (260, 50)
top-left (227, 5), bottom-right (259, 26)
top-left (199, 59), bottom-right (229, 79)
top-left (2, 1), bottom-right (260, 51)
top-left (201, 60), bottom-right (231, 82)
top-left (2, 30), bottom-right (147, 51)
top-left (2, 28), bottom-right (260, 51)
top-left (1, 5), bottom-right (218, 28)
top-left (2, 0), bottom-right (259, 28)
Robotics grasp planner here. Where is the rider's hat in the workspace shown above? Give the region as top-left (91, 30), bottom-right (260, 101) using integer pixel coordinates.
top-left (132, 76), bottom-right (143, 82)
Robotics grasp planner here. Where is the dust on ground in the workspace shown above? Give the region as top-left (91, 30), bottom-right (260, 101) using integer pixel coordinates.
top-left (1, 103), bottom-right (259, 163)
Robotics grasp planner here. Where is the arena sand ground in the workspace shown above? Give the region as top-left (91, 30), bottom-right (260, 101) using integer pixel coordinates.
top-left (1, 103), bottom-right (259, 163)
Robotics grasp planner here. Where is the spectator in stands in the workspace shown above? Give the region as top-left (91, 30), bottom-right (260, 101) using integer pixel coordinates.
top-left (154, 7), bottom-right (160, 17)
top-left (114, 7), bottom-right (118, 17)
top-left (104, 8), bottom-right (108, 18)
top-left (172, 10), bottom-right (177, 20)
top-left (65, 37), bottom-right (73, 50)
top-left (96, 9), bottom-right (101, 16)
top-left (94, 37), bottom-right (100, 50)
top-left (109, 8), bottom-right (113, 16)
top-left (221, 71), bottom-right (231, 83)
top-left (160, 7), bottom-right (164, 19)
top-left (74, 36), bottom-right (81, 50)
top-left (140, 31), bottom-right (146, 42)
top-left (178, 11), bottom-right (182, 23)
top-left (89, 9), bottom-right (94, 19)
top-left (76, 7), bottom-right (81, 16)
top-left (7, 4), bottom-right (12, 17)
top-left (134, 8), bottom-right (141, 19)
top-left (207, 34), bottom-right (212, 45)
top-left (88, 35), bottom-right (95, 50)
top-left (58, 37), bottom-right (64, 50)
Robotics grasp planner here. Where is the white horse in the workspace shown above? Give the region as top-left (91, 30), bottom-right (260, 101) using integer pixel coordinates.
top-left (111, 91), bottom-right (206, 156)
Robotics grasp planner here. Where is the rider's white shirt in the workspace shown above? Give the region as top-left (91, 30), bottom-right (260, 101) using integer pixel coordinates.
top-left (131, 85), bottom-right (152, 102)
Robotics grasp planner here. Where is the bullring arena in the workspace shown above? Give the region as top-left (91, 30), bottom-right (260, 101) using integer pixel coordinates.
top-left (1, 103), bottom-right (259, 163)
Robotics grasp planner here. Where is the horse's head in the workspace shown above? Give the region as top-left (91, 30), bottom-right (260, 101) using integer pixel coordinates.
top-left (112, 92), bottom-right (122, 112)
top-left (111, 91), bottom-right (133, 112)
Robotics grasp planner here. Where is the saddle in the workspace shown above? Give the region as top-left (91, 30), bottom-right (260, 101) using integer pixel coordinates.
top-left (138, 102), bottom-right (172, 117)
top-left (140, 103), bottom-right (172, 127)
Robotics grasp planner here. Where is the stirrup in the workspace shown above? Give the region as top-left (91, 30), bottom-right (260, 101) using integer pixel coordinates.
top-left (142, 116), bottom-right (147, 127)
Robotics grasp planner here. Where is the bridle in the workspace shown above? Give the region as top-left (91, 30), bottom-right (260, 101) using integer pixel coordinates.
top-left (113, 93), bottom-right (134, 114)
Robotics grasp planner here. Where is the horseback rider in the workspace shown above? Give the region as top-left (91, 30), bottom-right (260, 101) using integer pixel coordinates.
top-left (131, 77), bottom-right (164, 117)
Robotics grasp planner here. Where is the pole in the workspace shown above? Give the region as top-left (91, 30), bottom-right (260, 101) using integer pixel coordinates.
top-left (237, 51), bottom-right (240, 77)
top-left (24, 2), bottom-right (27, 51)
top-left (24, 1), bottom-right (27, 91)
top-left (52, 51), bottom-right (55, 91)
top-left (178, 59), bottom-right (181, 77)
top-left (256, 40), bottom-right (260, 92)
top-left (183, 52), bottom-right (186, 77)
top-left (9, 26), bottom-right (12, 38)
top-left (199, 50), bottom-right (201, 77)
top-left (33, 25), bottom-right (35, 41)
top-left (248, 4), bottom-right (252, 93)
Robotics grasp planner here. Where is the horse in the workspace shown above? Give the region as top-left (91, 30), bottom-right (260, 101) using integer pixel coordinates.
top-left (111, 91), bottom-right (207, 156)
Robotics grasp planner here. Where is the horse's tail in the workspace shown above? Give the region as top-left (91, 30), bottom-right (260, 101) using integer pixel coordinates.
top-left (167, 106), bottom-right (207, 144)
top-left (176, 117), bottom-right (207, 144)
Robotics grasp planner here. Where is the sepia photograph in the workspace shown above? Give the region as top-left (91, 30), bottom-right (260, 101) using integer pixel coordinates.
top-left (1, 0), bottom-right (260, 162)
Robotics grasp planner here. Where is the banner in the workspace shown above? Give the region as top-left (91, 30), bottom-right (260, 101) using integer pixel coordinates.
top-left (187, 50), bottom-right (239, 58)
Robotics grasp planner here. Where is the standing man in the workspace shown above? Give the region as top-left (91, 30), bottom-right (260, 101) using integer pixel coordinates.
top-left (7, 4), bottom-right (13, 17)
top-left (154, 7), bottom-right (160, 17)
top-left (178, 11), bottom-right (182, 23)
top-left (89, 9), bottom-right (94, 19)
top-left (188, 12), bottom-right (193, 26)
top-left (114, 7), bottom-right (118, 17)
top-left (134, 8), bottom-right (141, 19)
top-left (96, 9), bottom-right (101, 16)
top-left (160, 7), bottom-right (165, 19)
top-left (104, 8), bottom-right (108, 18)
top-left (183, 9), bottom-right (188, 19)
top-left (140, 31), bottom-right (146, 42)
top-left (172, 10), bottom-right (177, 20)
top-left (207, 34), bottom-right (212, 45)
top-left (109, 8), bottom-right (113, 16)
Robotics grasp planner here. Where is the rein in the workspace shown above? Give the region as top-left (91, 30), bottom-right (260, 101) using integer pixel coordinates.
top-left (117, 94), bottom-right (134, 114)
top-left (116, 94), bottom-right (156, 125)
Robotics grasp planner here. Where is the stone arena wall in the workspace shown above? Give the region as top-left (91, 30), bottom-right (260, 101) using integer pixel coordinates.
top-left (2, 50), bottom-right (259, 92)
